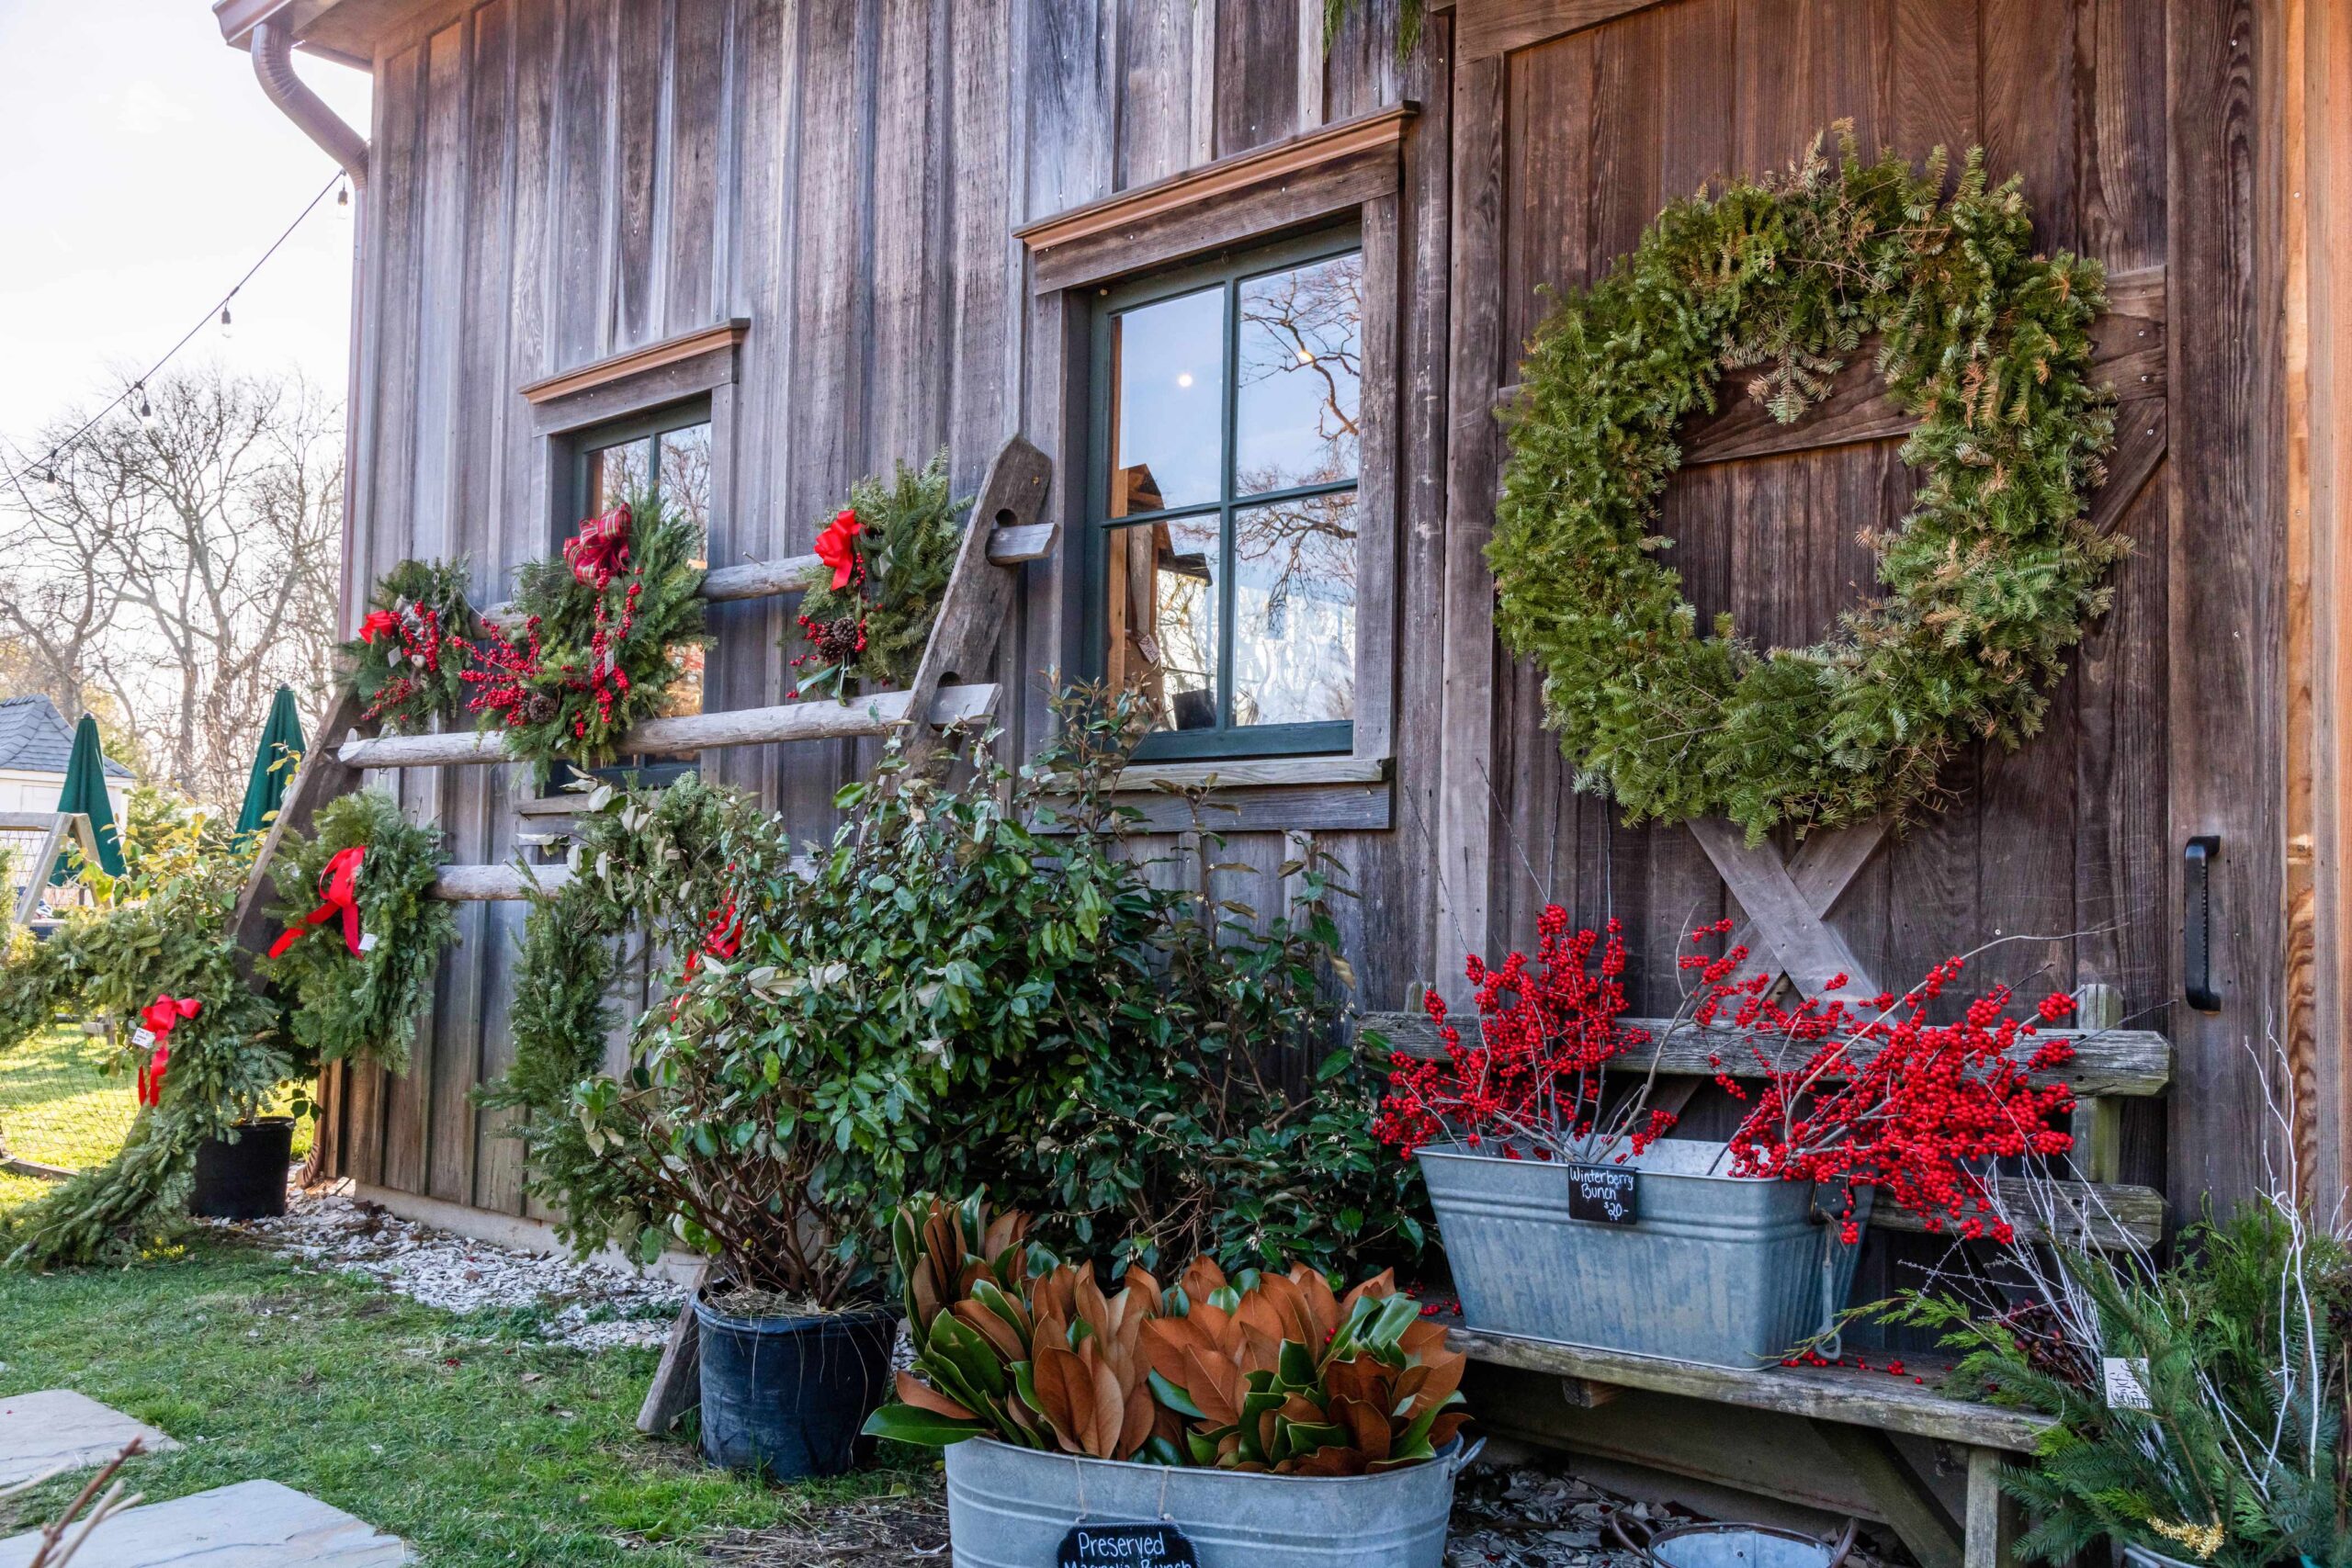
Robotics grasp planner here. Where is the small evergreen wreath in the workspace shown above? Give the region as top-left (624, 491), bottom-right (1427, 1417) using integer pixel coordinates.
top-left (788, 454), bottom-right (970, 701)
top-left (343, 558), bottom-right (481, 733)
top-left (262, 789), bottom-right (456, 1075)
top-left (462, 494), bottom-right (710, 769)
top-left (1491, 130), bottom-right (2121, 840)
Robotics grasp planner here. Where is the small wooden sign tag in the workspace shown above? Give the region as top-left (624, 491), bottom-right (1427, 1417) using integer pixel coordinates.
top-left (1566, 1163), bottom-right (1639, 1225)
top-left (1057, 1522), bottom-right (1198, 1568)
top-left (2102, 1357), bottom-right (2153, 1410)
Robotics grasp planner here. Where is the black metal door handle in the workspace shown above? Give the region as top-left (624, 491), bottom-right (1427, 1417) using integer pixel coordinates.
top-left (2184, 835), bottom-right (2220, 1012)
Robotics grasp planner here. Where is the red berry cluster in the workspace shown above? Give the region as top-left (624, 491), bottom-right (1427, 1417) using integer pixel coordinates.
top-left (1683, 929), bottom-right (2077, 1245)
top-left (1372, 907), bottom-right (1657, 1161)
top-left (458, 615), bottom-right (550, 729)
top-left (1377, 910), bottom-right (2079, 1245)
top-left (360, 600), bottom-right (455, 727)
top-left (789, 549), bottom-right (869, 700)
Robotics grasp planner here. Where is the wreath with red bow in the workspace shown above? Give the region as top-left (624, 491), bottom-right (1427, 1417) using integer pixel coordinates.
top-left (262, 788), bottom-right (456, 1075)
top-left (789, 453), bottom-right (968, 701)
top-left (463, 493), bottom-right (710, 768)
top-left (341, 557), bottom-right (482, 733)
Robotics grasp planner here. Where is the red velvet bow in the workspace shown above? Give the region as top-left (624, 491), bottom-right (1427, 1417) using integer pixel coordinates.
top-left (813, 508), bottom-right (863, 592)
top-left (135, 994), bottom-right (201, 1109)
top-left (268, 844), bottom-right (368, 960)
top-left (358, 609), bottom-right (400, 644)
top-left (564, 503), bottom-right (634, 590)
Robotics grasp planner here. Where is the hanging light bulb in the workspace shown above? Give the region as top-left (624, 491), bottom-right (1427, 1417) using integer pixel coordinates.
top-left (219, 302), bottom-right (234, 339)
top-left (136, 385), bottom-right (153, 420)
top-left (335, 180), bottom-right (352, 220)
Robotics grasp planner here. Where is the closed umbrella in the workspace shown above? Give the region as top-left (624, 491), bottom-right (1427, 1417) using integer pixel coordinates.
top-left (51, 714), bottom-right (125, 880)
top-left (232, 685), bottom-right (307, 849)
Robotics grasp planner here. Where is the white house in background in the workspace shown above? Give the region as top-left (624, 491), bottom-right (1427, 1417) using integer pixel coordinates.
top-left (0, 695), bottom-right (132, 824)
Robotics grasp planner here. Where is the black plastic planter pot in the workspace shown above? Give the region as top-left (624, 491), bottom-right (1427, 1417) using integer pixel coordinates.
top-left (188, 1116), bottom-right (296, 1220)
top-left (693, 1292), bottom-right (896, 1480)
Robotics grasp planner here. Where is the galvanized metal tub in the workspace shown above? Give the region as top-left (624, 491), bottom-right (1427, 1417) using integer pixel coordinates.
top-left (1417, 1139), bottom-right (1865, 1369)
top-left (942, 1435), bottom-right (1476, 1568)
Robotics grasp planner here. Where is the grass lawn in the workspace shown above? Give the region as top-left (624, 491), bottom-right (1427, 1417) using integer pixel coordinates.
top-left (0, 1223), bottom-right (933, 1564)
top-left (0, 1023), bottom-right (136, 1171)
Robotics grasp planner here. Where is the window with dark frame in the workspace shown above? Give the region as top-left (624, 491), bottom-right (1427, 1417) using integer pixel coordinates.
top-left (560, 398), bottom-right (713, 786)
top-left (1088, 227), bottom-right (1363, 761)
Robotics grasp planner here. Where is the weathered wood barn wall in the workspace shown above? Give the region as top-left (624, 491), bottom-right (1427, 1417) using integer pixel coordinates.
top-left (220, 0), bottom-right (2345, 1257)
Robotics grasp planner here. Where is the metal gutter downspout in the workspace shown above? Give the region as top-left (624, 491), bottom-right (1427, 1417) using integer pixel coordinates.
top-left (251, 17), bottom-right (368, 188)
top-left (249, 15), bottom-right (371, 646)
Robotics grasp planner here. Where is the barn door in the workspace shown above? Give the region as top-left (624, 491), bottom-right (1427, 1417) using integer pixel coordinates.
top-left (1436, 0), bottom-right (2175, 1181)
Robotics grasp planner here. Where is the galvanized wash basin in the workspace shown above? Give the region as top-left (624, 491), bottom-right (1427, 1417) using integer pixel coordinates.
top-left (942, 1435), bottom-right (1477, 1568)
top-left (1417, 1138), bottom-right (1865, 1370)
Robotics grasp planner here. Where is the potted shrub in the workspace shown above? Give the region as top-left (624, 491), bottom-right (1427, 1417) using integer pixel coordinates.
top-left (1376, 912), bottom-right (2079, 1368)
top-left (1874, 1093), bottom-right (2348, 1568)
top-left (866, 1194), bottom-right (1477, 1568)
top-left (574, 922), bottom-right (900, 1481)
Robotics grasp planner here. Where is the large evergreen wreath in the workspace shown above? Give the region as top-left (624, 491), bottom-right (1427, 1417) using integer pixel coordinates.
top-left (1491, 130), bottom-right (2121, 839)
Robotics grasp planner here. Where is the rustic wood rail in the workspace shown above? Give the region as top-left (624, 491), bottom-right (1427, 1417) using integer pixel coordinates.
top-left (1453, 1324), bottom-right (2041, 1568)
top-left (336, 684), bottom-right (1001, 769)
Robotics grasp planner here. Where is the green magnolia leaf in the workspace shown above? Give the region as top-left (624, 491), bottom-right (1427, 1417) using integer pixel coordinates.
top-left (861, 1402), bottom-right (987, 1447)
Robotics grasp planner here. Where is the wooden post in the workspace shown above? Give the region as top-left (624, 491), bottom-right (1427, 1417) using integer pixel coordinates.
top-left (1962, 1446), bottom-right (2021, 1568)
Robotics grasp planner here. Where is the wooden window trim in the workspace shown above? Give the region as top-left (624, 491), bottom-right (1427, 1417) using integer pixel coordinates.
top-left (523, 318), bottom-right (748, 435)
top-left (1040, 174), bottom-right (1406, 820)
top-left (1455, 0), bottom-right (1668, 62)
top-left (1018, 106), bottom-right (1413, 294)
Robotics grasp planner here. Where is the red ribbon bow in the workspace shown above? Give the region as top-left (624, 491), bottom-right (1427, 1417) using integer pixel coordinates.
top-left (268, 844), bottom-right (368, 960)
top-left (813, 508), bottom-right (863, 592)
top-left (358, 609), bottom-right (400, 644)
top-left (135, 994), bottom-right (201, 1108)
top-left (564, 503), bottom-right (634, 590)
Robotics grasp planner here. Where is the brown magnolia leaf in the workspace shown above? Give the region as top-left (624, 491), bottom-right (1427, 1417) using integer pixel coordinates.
top-left (1032, 1344), bottom-right (1090, 1454)
top-left (952, 1299), bottom-right (1024, 1362)
top-left (1284, 1444), bottom-right (1371, 1477)
top-left (895, 1368), bottom-right (977, 1422)
top-left (1118, 1375), bottom-right (1156, 1458)
top-left (1405, 1347), bottom-right (1466, 1414)
top-left (1286, 1265), bottom-right (1342, 1345)
top-left (1340, 1269), bottom-right (1397, 1314)
top-left (1123, 1265), bottom-right (1164, 1317)
top-left (1086, 1351), bottom-right (1124, 1459)
top-left (1322, 1353), bottom-right (1387, 1411)
top-left (1180, 1257), bottom-right (1228, 1302)
top-left (1182, 1345), bottom-right (1245, 1427)
top-left (1427, 1411), bottom-right (1472, 1450)
top-left (1329, 1393), bottom-right (1391, 1460)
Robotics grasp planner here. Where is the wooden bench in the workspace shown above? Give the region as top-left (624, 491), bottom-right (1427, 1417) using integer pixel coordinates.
top-left (1363, 994), bottom-right (2172, 1568)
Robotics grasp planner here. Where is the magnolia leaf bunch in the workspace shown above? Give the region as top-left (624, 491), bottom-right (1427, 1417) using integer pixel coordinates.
top-left (870, 1194), bottom-right (1471, 1475)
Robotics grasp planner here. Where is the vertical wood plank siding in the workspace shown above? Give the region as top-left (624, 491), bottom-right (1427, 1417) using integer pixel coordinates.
top-left (330, 0), bottom-right (2286, 1221)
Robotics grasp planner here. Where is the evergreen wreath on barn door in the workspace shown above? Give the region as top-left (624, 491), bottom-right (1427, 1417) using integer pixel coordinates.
top-left (1491, 127), bottom-right (2121, 842)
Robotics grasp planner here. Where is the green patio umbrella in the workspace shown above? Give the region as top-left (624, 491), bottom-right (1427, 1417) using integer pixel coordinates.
top-left (51, 713), bottom-right (125, 880)
top-left (232, 685), bottom-right (307, 849)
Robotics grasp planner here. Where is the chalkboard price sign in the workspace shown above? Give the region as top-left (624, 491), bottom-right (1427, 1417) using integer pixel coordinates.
top-left (1566, 1163), bottom-right (1639, 1225)
top-left (1057, 1522), bottom-right (1199, 1568)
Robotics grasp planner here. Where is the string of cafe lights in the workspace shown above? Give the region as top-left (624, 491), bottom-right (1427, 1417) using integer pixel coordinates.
top-left (1, 172), bottom-right (350, 491)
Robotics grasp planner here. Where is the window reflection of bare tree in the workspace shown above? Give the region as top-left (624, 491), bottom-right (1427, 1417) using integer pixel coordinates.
top-left (1238, 254), bottom-right (1363, 462)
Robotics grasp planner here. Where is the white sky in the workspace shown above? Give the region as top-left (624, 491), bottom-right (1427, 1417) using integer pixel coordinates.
top-left (0, 0), bottom-right (372, 460)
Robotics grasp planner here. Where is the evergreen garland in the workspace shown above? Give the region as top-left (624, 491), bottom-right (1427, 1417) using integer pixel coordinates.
top-left (474, 773), bottom-right (773, 1258)
top-left (1491, 129), bottom-right (2120, 840)
top-left (1, 864), bottom-right (290, 1268)
top-left (1324, 0), bottom-right (1421, 59)
top-left (462, 493), bottom-right (709, 770)
top-left (261, 790), bottom-right (457, 1075)
top-left (789, 453), bottom-right (969, 700)
top-left (342, 557), bottom-right (481, 733)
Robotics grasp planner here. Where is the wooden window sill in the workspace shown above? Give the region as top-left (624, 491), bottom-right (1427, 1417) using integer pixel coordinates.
top-left (1038, 756), bottom-right (1392, 833)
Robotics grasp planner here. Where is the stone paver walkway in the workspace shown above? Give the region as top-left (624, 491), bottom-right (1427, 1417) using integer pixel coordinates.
top-left (0, 1392), bottom-right (174, 1487)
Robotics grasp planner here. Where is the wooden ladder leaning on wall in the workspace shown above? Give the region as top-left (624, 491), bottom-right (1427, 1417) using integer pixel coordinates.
top-left (222, 434), bottom-right (1056, 1428)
